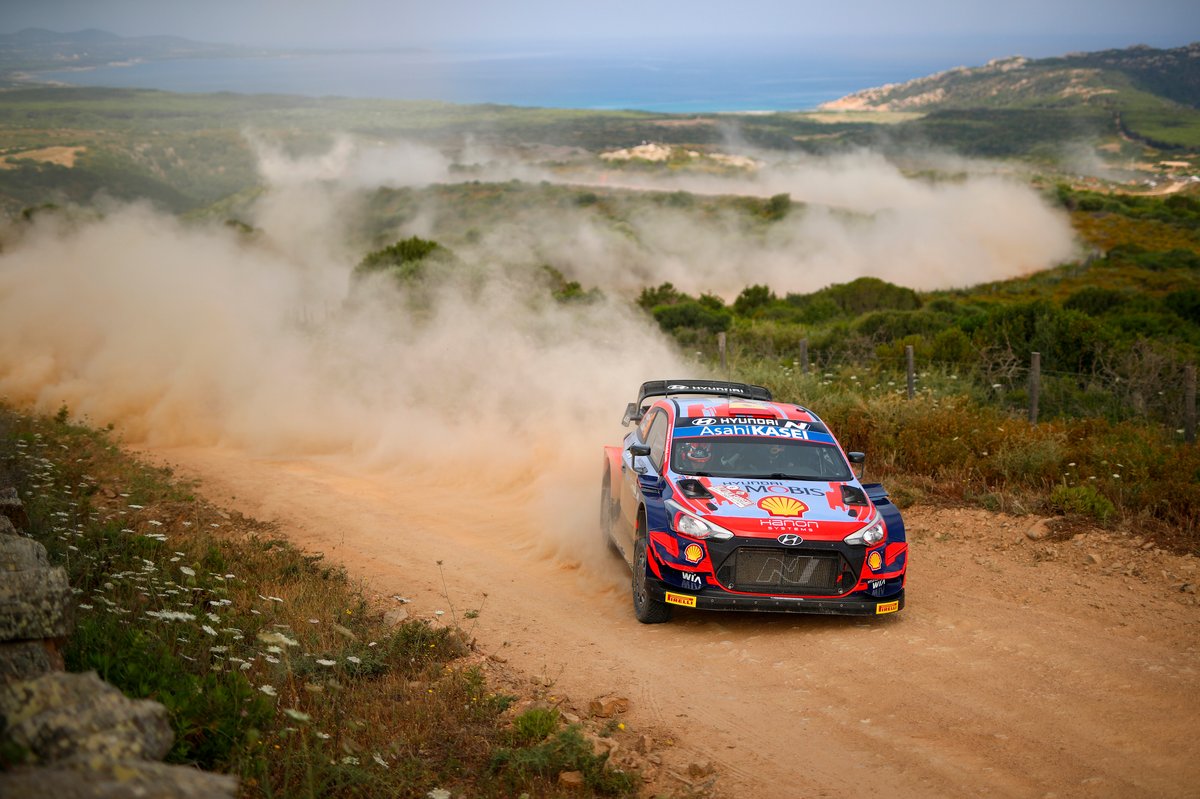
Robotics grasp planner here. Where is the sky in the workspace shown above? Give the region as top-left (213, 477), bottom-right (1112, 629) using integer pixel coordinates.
top-left (1, 0), bottom-right (1197, 58)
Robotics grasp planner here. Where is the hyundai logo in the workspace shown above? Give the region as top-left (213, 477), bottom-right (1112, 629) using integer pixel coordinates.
top-left (777, 534), bottom-right (804, 546)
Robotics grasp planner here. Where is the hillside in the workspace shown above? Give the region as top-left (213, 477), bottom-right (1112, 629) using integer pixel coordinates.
top-left (0, 28), bottom-right (261, 84)
top-left (820, 42), bottom-right (1200, 149)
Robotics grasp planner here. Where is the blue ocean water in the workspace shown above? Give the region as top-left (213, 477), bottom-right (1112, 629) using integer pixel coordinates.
top-left (34, 47), bottom-right (955, 112)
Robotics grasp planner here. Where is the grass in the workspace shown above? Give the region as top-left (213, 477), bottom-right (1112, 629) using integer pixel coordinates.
top-left (0, 405), bottom-right (645, 798)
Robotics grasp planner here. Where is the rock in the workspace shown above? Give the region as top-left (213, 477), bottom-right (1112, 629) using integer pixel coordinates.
top-left (382, 608), bottom-right (409, 626)
top-left (1025, 518), bottom-right (1052, 541)
top-left (0, 759), bottom-right (237, 799)
top-left (588, 695), bottom-right (629, 718)
top-left (636, 733), bottom-right (654, 754)
top-left (687, 760), bottom-right (716, 778)
top-left (0, 565), bottom-right (74, 640)
top-left (0, 671), bottom-right (174, 764)
top-left (0, 515), bottom-right (15, 538)
top-left (0, 487), bottom-right (28, 531)
top-left (558, 770), bottom-right (585, 789)
top-left (1180, 583), bottom-right (1196, 594)
top-left (0, 536), bottom-right (51, 572)
top-left (1085, 553), bottom-right (1103, 566)
top-left (0, 640), bottom-right (62, 684)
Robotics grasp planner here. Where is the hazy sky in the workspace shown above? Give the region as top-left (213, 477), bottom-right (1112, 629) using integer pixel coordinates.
top-left (2, 0), bottom-right (1197, 57)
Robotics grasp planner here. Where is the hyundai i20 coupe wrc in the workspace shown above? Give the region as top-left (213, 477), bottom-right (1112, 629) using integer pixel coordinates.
top-left (600, 379), bottom-right (907, 623)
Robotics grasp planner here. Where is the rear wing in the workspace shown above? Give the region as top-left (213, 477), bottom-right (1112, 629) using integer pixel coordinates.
top-left (623, 379), bottom-right (773, 426)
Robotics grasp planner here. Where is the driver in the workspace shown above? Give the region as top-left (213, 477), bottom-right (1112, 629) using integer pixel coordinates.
top-left (678, 441), bottom-right (713, 471)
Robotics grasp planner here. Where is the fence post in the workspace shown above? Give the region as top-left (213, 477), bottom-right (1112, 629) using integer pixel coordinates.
top-left (799, 339), bottom-right (809, 375)
top-left (1186, 364), bottom-right (1196, 444)
top-left (1029, 352), bottom-right (1041, 425)
top-left (905, 345), bottom-right (915, 399)
top-left (718, 332), bottom-right (727, 374)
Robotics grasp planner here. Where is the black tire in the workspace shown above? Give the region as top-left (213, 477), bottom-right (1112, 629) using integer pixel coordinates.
top-left (632, 531), bottom-right (672, 624)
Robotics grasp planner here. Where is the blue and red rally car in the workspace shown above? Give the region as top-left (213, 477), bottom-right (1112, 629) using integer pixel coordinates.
top-left (600, 379), bottom-right (907, 623)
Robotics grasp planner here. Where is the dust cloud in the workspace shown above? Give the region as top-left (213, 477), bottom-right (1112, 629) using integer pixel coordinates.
top-left (0, 137), bottom-right (1079, 565)
top-left (510, 148), bottom-right (1080, 296)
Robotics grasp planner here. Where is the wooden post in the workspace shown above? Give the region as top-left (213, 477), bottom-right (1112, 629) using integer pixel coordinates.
top-left (718, 332), bottom-right (727, 374)
top-left (905, 345), bottom-right (915, 399)
top-left (1029, 352), bottom-right (1041, 425)
top-left (1186, 364), bottom-right (1196, 444)
top-left (799, 339), bottom-right (809, 375)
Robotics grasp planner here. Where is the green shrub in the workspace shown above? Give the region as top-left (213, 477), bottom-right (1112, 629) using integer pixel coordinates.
top-left (1049, 484), bottom-right (1116, 522)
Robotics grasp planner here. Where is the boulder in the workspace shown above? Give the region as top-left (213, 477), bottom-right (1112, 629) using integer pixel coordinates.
top-left (1, 671), bottom-right (174, 763)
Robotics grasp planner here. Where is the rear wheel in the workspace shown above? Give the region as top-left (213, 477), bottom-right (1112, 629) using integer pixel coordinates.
top-left (632, 525), bottom-right (672, 624)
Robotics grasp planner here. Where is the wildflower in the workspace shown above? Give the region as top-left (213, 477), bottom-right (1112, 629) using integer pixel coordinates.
top-left (316, 732), bottom-right (331, 739)
top-left (264, 655), bottom-right (280, 664)
top-left (284, 708), bottom-right (311, 722)
top-left (347, 656), bottom-right (361, 664)
top-left (180, 566), bottom-right (195, 577)
top-left (307, 618), bottom-right (320, 624)
top-left (428, 789), bottom-right (451, 799)
top-left (373, 753), bottom-right (389, 769)
top-left (316, 659), bottom-right (337, 667)
top-left (257, 631), bottom-right (299, 647)
top-left (341, 756), bottom-right (359, 766)
top-left (259, 685), bottom-right (277, 697)
top-left (210, 646), bottom-right (228, 653)
top-left (202, 625), bottom-right (218, 636)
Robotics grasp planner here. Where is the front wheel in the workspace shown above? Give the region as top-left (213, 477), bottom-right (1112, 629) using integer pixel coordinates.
top-left (632, 535), bottom-right (672, 624)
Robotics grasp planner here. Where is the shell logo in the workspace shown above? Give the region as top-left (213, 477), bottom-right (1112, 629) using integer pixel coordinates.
top-left (867, 551), bottom-right (884, 571)
top-left (757, 495), bottom-right (808, 517)
top-left (683, 543), bottom-right (704, 563)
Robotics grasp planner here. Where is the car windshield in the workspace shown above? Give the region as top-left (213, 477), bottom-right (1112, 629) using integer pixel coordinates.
top-left (670, 437), bottom-right (852, 481)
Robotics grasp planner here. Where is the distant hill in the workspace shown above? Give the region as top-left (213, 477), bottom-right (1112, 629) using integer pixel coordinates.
top-left (822, 43), bottom-right (1200, 112)
top-left (0, 28), bottom-right (260, 81)
top-left (818, 42), bottom-right (1200, 149)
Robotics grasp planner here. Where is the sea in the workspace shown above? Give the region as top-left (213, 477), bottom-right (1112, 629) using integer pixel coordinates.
top-left (32, 46), bottom-right (961, 113)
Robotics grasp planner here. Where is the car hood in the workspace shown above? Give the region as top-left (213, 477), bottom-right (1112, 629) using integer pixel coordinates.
top-left (671, 474), bottom-right (875, 542)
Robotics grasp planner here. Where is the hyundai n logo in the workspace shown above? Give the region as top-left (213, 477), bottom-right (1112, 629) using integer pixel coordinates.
top-left (776, 534), bottom-right (804, 546)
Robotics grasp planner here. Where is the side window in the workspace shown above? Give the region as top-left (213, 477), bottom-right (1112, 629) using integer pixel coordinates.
top-left (637, 408), bottom-right (654, 441)
top-left (646, 411), bottom-right (668, 469)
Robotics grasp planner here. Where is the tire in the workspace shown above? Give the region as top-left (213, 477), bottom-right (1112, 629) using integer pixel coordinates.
top-left (632, 530), bottom-right (672, 624)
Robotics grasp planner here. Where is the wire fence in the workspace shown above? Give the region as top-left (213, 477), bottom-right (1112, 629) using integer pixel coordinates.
top-left (713, 332), bottom-right (1198, 442)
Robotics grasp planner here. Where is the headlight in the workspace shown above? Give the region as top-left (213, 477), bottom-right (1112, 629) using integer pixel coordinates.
top-left (665, 499), bottom-right (734, 541)
top-left (843, 514), bottom-right (886, 546)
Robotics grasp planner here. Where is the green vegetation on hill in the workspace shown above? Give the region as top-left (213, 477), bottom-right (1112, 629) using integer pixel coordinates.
top-left (823, 42), bottom-right (1200, 150)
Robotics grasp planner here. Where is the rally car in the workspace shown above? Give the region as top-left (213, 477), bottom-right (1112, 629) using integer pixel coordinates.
top-left (600, 379), bottom-right (907, 623)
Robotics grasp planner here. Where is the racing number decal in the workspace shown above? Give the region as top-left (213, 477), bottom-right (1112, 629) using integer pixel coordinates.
top-left (875, 600), bottom-right (900, 615)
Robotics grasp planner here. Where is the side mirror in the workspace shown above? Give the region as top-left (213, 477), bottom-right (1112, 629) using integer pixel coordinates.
top-left (628, 443), bottom-right (651, 474)
top-left (848, 451), bottom-right (865, 480)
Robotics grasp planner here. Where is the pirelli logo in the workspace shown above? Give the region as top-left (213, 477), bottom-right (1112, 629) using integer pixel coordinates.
top-left (664, 592), bottom-right (697, 608)
top-left (875, 600), bottom-right (900, 615)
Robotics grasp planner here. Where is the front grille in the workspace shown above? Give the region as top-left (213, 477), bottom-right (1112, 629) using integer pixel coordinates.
top-left (718, 548), bottom-right (845, 595)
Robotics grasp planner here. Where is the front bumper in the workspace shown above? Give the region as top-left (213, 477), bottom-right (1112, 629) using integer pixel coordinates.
top-left (648, 579), bottom-right (905, 616)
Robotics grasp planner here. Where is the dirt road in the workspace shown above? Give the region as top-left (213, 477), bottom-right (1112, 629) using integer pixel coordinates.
top-left (146, 445), bottom-right (1200, 799)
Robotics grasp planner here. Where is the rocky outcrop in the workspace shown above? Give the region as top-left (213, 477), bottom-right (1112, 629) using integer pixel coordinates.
top-left (0, 487), bottom-right (237, 798)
